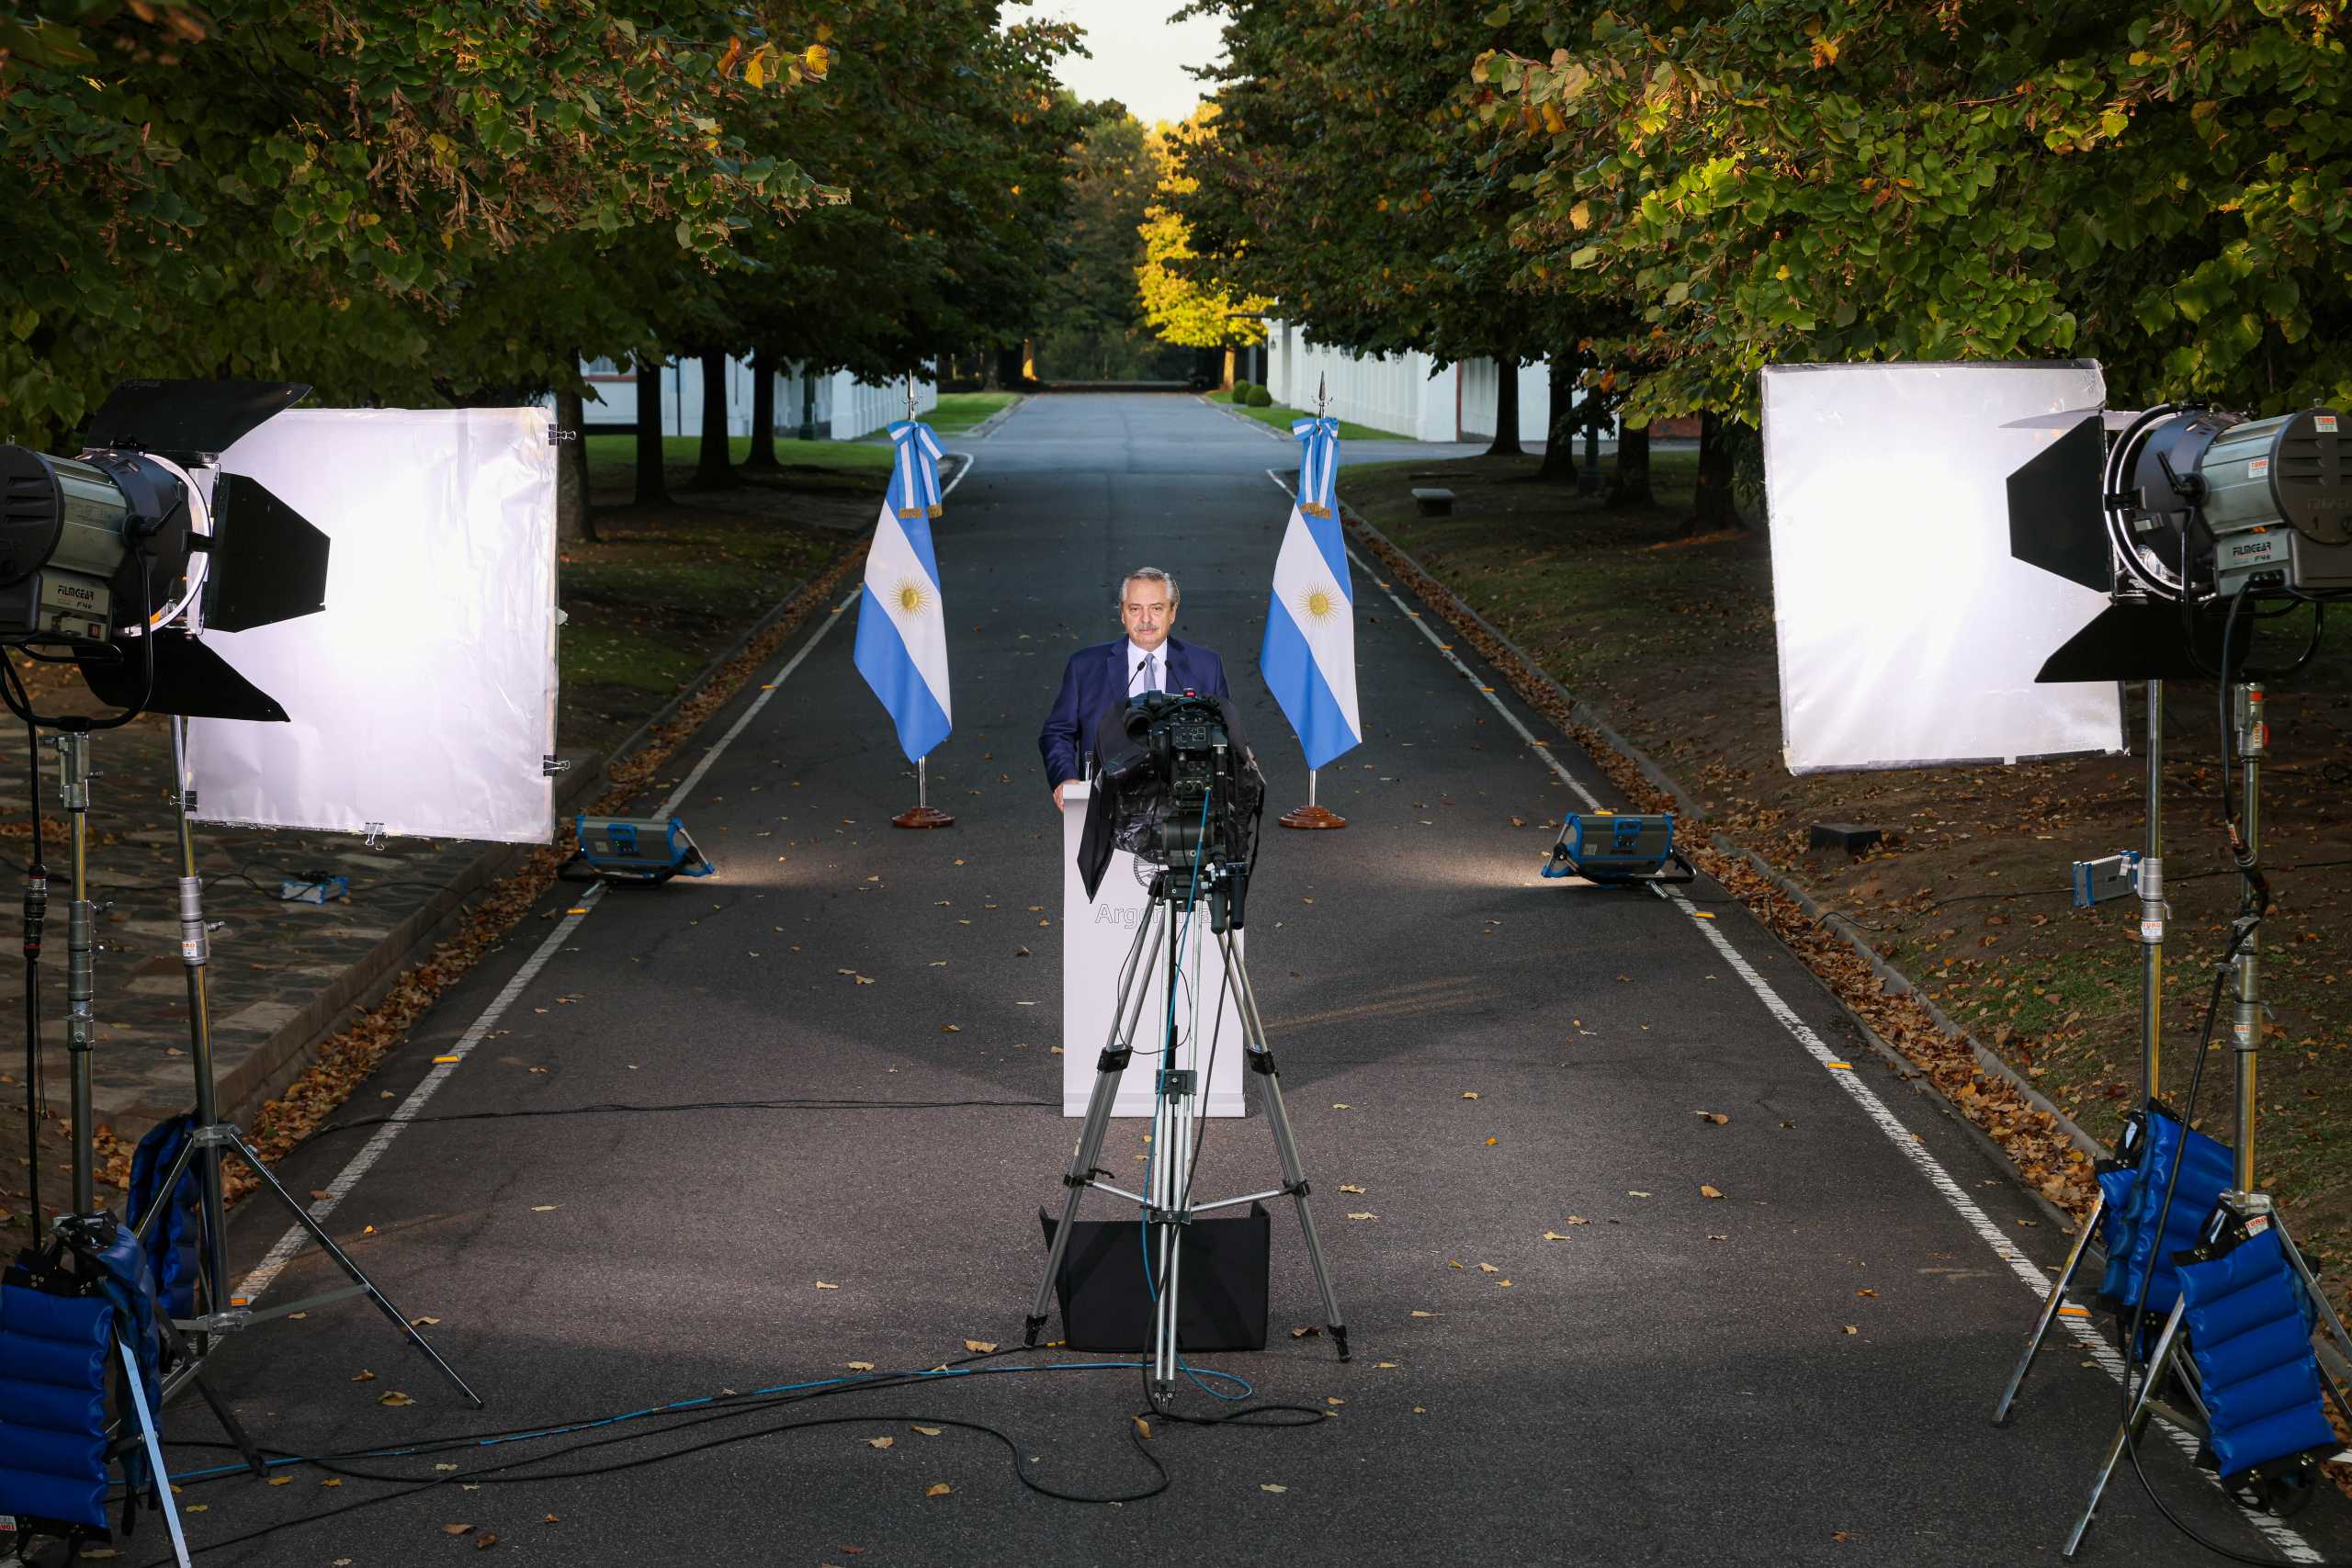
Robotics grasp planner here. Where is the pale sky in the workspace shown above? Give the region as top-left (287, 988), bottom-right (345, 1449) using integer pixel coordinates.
top-left (1033, 0), bottom-right (1227, 128)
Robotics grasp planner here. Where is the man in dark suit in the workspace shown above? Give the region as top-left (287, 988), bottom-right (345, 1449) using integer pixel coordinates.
top-left (1039, 566), bottom-right (1231, 808)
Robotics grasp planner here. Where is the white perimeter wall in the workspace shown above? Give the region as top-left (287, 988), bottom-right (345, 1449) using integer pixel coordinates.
top-left (1262, 320), bottom-right (1609, 445)
top-left (571, 358), bottom-right (935, 442)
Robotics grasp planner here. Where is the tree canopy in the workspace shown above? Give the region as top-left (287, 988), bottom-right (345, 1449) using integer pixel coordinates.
top-left (1136, 106), bottom-right (1272, 352)
top-left (1, 1), bottom-right (1080, 447)
top-left (1481, 0), bottom-right (2352, 423)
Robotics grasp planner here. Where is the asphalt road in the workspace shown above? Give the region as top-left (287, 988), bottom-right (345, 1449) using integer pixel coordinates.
top-left (137, 394), bottom-right (2352, 1567)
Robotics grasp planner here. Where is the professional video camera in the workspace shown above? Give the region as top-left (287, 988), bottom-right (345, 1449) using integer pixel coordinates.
top-left (1079, 689), bottom-right (1265, 908)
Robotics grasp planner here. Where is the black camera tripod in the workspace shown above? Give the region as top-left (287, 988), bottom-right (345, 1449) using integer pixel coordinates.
top-left (1024, 852), bottom-right (1348, 1393)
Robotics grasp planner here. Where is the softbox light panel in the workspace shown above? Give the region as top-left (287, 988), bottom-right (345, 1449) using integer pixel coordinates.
top-left (1760, 362), bottom-right (2126, 773)
top-left (183, 409), bottom-right (558, 843)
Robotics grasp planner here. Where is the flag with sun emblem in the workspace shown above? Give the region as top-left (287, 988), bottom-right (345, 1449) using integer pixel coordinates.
top-left (1261, 466), bottom-right (1362, 771)
top-left (853, 419), bottom-right (952, 761)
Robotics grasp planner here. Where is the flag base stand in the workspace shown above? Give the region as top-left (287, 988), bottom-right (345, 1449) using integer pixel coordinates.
top-left (892, 757), bottom-right (954, 829)
top-left (1276, 767), bottom-right (1345, 829)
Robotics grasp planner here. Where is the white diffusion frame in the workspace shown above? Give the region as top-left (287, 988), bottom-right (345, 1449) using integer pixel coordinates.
top-left (185, 408), bottom-right (558, 843)
top-left (1760, 362), bottom-right (2126, 774)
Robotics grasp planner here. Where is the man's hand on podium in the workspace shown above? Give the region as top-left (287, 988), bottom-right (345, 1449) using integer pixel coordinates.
top-left (1054, 781), bottom-right (1068, 812)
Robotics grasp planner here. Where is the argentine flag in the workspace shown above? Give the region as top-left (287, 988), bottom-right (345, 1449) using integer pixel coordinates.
top-left (854, 420), bottom-right (952, 761)
top-left (1261, 417), bottom-right (1361, 769)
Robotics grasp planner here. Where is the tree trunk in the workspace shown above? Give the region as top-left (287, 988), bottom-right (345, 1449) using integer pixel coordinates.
top-left (1690, 410), bottom-right (1741, 531)
top-left (745, 347), bottom-right (780, 471)
top-left (634, 358), bottom-right (669, 507)
top-left (1609, 422), bottom-right (1654, 510)
top-left (692, 350), bottom-right (736, 489)
top-left (554, 386), bottom-right (596, 545)
top-left (1485, 355), bottom-right (1524, 457)
top-left (1535, 359), bottom-right (1577, 482)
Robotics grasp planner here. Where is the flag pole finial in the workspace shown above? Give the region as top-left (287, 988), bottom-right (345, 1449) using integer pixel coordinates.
top-left (906, 373), bottom-right (918, 424)
top-left (1317, 373), bottom-right (1328, 420)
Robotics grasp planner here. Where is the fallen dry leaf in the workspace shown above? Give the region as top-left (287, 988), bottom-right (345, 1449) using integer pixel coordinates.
top-left (1346, 1212), bottom-right (1377, 1221)
top-left (1696, 1111), bottom-right (1729, 1125)
top-left (1410, 1309), bottom-right (1438, 1318)
top-left (866, 1437), bottom-right (894, 1450)
top-left (1484, 1136), bottom-right (1498, 1146)
top-left (1543, 1230), bottom-right (1571, 1242)
top-left (409, 1315), bottom-right (440, 1327)
top-left (1339, 1183), bottom-right (1366, 1194)
top-left (435, 1463), bottom-right (459, 1472)
top-left (816, 1281), bottom-right (840, 1291)
top-left (1291, 1325), bottom-right (1323, 1338)
top-left (846, 1361), bottom-right (876, 1372)
top-left (267, 1475), bottom-right (291, 1487)
top-left (911, 1427), bottom-right (942, 1437)
top-left (351, 1369), bottom-right (376, 1382)
top-left (1133, 1416), bottom-right (1153, 1440)
top-left (964, 1339), bottom-right (998, 1353)
top-left (1477, 1263), bottom-right (1498, 1274)
top-left (379, 1391), bottom-right (414, 1407)
top-left (1842, 1325), bottom-right (1860, 1335)
top-left (1701, 1184), bottom-right (1725, 1200)
top-left (444, 1524), bottom-right (475, 1536)
top-left (475, 1533), bottom-right (498, 1551)
top-left (1261, 1483), bottom-right (1288, 1494)
top-left (1461, 1091), bottom-right (1479, 1100)
top-left (1857, 1288), bottom-right (1879, 1299)
top-left (925, 1483), bottom-right (953, 1498)
top-left (321, 1477), bottom-right (343, 1489)
top-left (530, 1204), bottom-right (558, 1213)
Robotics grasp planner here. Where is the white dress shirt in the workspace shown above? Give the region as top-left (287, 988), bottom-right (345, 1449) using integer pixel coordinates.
top-left (1125, 638), bottom-right (1172, 695)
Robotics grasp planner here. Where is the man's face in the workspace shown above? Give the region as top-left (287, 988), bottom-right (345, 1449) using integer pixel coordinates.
top-left (1121, 579), bottom-right (1175, 652)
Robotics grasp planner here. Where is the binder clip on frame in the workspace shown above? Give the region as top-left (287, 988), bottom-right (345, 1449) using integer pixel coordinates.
top-left (563, 816), bottom-right (714, 886)
top-left (1542, 812), bottom-right (1696, 886)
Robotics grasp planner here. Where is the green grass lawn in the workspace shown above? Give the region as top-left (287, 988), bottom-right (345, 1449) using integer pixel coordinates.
top-left (1205, 390), bottom-right (1408, 443)
top-left (926, 391), bottom-right (1018, 434)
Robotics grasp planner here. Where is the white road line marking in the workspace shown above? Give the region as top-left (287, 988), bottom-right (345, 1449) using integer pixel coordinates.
top-left (232, 454), bottom-right (980, 1309)
top-left (1298, 463), bottom-right (2322, 1561)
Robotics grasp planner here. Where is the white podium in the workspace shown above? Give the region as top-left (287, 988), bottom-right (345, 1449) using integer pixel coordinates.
top-left (1060, 782), bottom-right (1246, 1118)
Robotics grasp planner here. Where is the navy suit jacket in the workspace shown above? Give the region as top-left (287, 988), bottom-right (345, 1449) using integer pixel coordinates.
top-left (1039, 636), bottom-right (1231, 789)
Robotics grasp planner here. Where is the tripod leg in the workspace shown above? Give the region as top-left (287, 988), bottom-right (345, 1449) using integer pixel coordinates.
top-left (222, 1129), bottom-right (482, 1408)
top-left (1993, 1190), bottom-right (2103, 1426)
top-left (1026, 906), bottom-right (1161, 1346)
top-left (2064, 1297), bottom-right (2188, 1558)
top-left (1219, 931), bottom-right (1348, 1360)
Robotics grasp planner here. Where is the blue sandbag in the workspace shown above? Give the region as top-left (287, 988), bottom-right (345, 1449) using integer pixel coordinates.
top-left (2177, 1226), bottom-right (2338, 1483)
top-left (0, 1284), bottom-right (114, 1529)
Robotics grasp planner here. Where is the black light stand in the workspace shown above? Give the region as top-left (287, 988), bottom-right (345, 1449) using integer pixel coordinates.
top-left (1994, 678), bottom-right (2168, 1423)
top-left (127, 716), bottom-right (481, 1406)
top-left (2059, 678), bottom-right (2352, 1553)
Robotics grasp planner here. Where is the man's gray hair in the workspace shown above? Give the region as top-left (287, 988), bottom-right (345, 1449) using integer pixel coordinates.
top-left (1120, 567), bottom-right (1180, 609)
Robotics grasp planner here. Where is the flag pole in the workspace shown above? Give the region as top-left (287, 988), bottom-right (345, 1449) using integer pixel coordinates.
top-left (1280, 373), bottom-right (1349, 830)
top-left (891, 370), bottom-right (955, 829)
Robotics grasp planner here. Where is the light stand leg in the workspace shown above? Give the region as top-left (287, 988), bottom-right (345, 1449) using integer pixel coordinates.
top-left (1993, 1190), bottom-right (2104, 1426)
top-left (218, 1123), bottom-right (481, 1404)
top-left (2064, 1296), bottom-right (2190, 1558)
top-left (1026, 901), bottom-right (1163, 1345)
top-left (1217, 928), bottom-right (1349, 1359)
top-left (57, 729), bottom-right (95, 1216)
